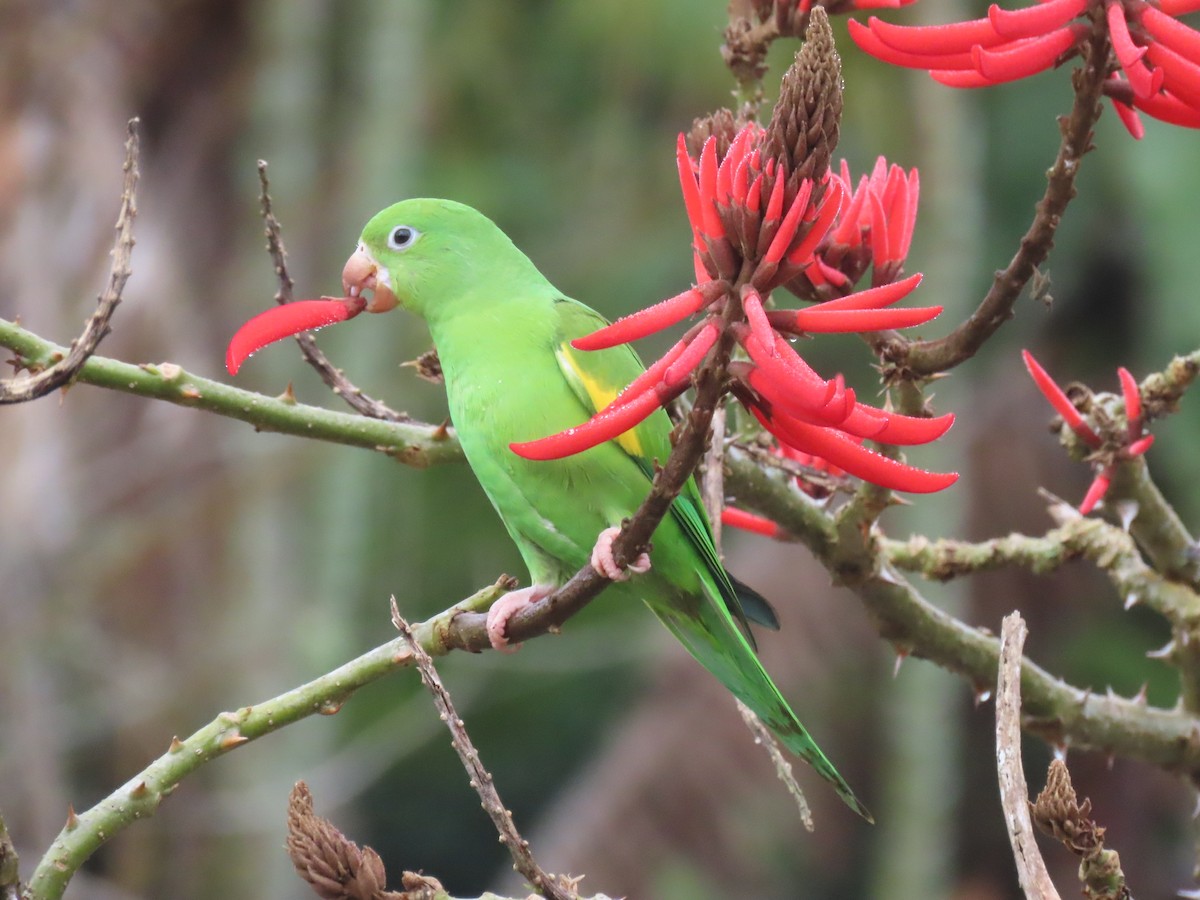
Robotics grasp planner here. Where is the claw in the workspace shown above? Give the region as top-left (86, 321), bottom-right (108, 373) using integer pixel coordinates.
top-left (591, 526), bottom-right (652, 581)
top-left (486, 584), bottom-right (554, 652)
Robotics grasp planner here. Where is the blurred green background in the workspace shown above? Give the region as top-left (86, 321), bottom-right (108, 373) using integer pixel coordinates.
top-left (3, 1), bottom-right (1199, 897)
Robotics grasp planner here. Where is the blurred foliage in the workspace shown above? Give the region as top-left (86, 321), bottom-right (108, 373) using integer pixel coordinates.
top-left (3, 0), bottom-right (1200, 898)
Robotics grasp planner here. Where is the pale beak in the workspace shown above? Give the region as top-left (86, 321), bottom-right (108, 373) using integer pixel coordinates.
top-left (341, 246), bottom-right (398, 313)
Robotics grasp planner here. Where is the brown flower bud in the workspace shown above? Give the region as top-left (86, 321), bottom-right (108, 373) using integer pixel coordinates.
top-left (764, 7), bottom-right (843, 186)
top-left (286, 781), bottom-right (399, 900)
top-left (685, 107), bottom-right (739, 160)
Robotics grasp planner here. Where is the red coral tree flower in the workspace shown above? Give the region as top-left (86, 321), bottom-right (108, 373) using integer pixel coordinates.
top-left (511, 121), bottom-right (957, 495)
top-left (849, 0), bottom-right (1200, 137)
top-left (1022, 350), bottom-right (1153, 514)
top-left (513, 13), bottom-right (956, 497)
top-left (788, 156), bottom-right (920, 300)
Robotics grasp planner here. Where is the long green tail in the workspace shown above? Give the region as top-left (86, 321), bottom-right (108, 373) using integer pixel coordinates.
top-left (647, 587), bottom-right (873, 823)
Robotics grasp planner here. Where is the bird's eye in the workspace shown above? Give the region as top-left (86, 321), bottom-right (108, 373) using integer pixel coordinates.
top-left (388, 225), bottom-right (419, 250)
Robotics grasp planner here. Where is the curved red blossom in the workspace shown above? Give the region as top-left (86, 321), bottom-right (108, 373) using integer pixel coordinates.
top-left (509, 381), bottom-right (687, 462)
top-left (512, 323), bottom-right (720, 461)
top-left (1117, 365), bottom-right (1142, 433)
top-left (721, 507), bottom-right (784, 538)
top-left (571, 283), bottom-right (720, 351)
top-left (226, 296), bottom-right (366, 375)
top-left (770, 273), bottom-right (938, 333)
top-left (748, 405), bottom-right (959, 493)
top-left (1021, 350), bottom-right (1101, 447)
top-left (850, 1), bottom-right (1200, 135)
top-left (1078, 471), bottom-right (1112, 515)
top-left (791, 159), bottom-right (920, 298)
top-left (517, 123), bottom-right (955, 496)
top-left (1023, 351), bottom-right (1154, 514)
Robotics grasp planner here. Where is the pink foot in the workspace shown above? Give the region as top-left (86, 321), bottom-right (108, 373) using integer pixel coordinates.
top-left (590, 526), bottom-right (652, 582)
top-left (486, 584), bottom-right (554, 652)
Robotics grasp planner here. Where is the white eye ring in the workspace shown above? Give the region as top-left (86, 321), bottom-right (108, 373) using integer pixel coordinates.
top-left (388, 225), bottom-right (420, 251)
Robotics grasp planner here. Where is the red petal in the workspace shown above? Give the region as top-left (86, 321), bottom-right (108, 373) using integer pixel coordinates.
top-left (1021, 350), bottom-right (1102, 447)
top-left (1078, 470), bottom-right (1111, 514)
top-left (738, 332), bottom-right (836, 413)
top-left (1158, 0), bottom-right (1200, 13)
top-left (676, 135), bottom-right (705, 247)
top-left (788, 272), bottom-right (924, 313)
top-left (1126, 434), bottom-right (1155, 456)
top-left (663, 322), bottom-right (719, 386)
top-left (850, 406), bottom-right (956, 445)
top-left (786, 178), bottom-right (846, 264)
top-left (868, 190), bottom-right (891, 271)
top-left (1107, 2), bottom-right (1164, 99)
top-left (1131, 88), bottom-right (1200, 127)
top-left (769, 305), bottom-right (943, 334)
top-left (973, 26), bottom-right (1082, 84)
top-left (1107, 74), bottom-right (1146, 138)
top-left (226, 296), bottom-right (365, 375)
top-left (751, 406), bottom-right (959, 493)
top-left (746, 174), bottom-right (765, 213)
top-left (510, 385), bottom-right (681, 461)
top-left (764, 173), bottom-right (786, 224)
top-left (765, 180), bottom-right (814, 264)
top-left (848, 18), bottom-right (980, 69)
top-left (830, 173), bottom-right (870, 246)
top-left (721, 507), bottom-right (783, 538)
top-left (931, 69), bottom-right (999, 87)
top-left (1145, 42), bottom-right (1200, 110)
top-left (1140, 5), bottom-right (1200, 63)
top-left (988, 0), bottom-right (1086, 41)
top-left (698, 137), bottom-right (726, 240)
top-left (866, 14), bottom-right (1002, 55)
top-left (742, 289), bottom-right (775, 348)
top-left (1117, 366), bottom-right (1142, 426)
top-left (571, 286), bottom-right (713, 351)
top-left (732, 155), bottom-right (752, 206)
top-left (774, 397), bottom-right (955, 446)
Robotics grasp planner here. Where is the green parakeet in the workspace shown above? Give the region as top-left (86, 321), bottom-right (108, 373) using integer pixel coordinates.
top-left (231, 198), bottom-right (869, 821)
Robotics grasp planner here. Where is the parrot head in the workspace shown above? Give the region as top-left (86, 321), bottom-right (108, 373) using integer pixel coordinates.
top-left (226, 199), bottom-right (532, 375)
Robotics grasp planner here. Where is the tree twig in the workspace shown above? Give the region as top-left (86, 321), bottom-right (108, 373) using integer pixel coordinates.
top-left (996, 612), bottom-right (1061, 900)
top-left (256, 161), bottom-right (409, 423)
top-left (393, 604), bottom-right (581, 900)
top-left (735, 699), bottom-right (813, 831)
top-left (0, 317), bottom-right (459, 467)
top-left (0, 118), bottom-right (139, 404)
top-left (881, 21), bottom-right (1110, 377)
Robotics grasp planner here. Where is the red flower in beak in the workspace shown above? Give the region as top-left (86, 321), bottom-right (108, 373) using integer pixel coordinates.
top-left (224, 244), bottom-right (400, 376)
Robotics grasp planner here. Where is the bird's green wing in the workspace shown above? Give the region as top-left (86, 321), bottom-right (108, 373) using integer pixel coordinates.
top-left (549, 297), bottom-right (779, 640)
top-left (549, 296), bottom-right (868, 820)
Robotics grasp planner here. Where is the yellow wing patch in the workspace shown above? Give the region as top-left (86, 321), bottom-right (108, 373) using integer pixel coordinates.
top-left (555, 344), bottom-right (644, 458)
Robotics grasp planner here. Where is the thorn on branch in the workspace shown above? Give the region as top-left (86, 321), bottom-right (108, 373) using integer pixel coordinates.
top-left (0, 118), bottom-right (139, 406)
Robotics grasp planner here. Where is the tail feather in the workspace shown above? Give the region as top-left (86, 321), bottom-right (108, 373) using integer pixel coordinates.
top-left (646, 589), bottom-right (872, 823)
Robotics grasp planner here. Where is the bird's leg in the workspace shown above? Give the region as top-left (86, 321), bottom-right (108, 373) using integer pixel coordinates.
top-left (590, 526), bottom-right (652, 581)
top-left (486, 584), bottom-right (555, 652)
